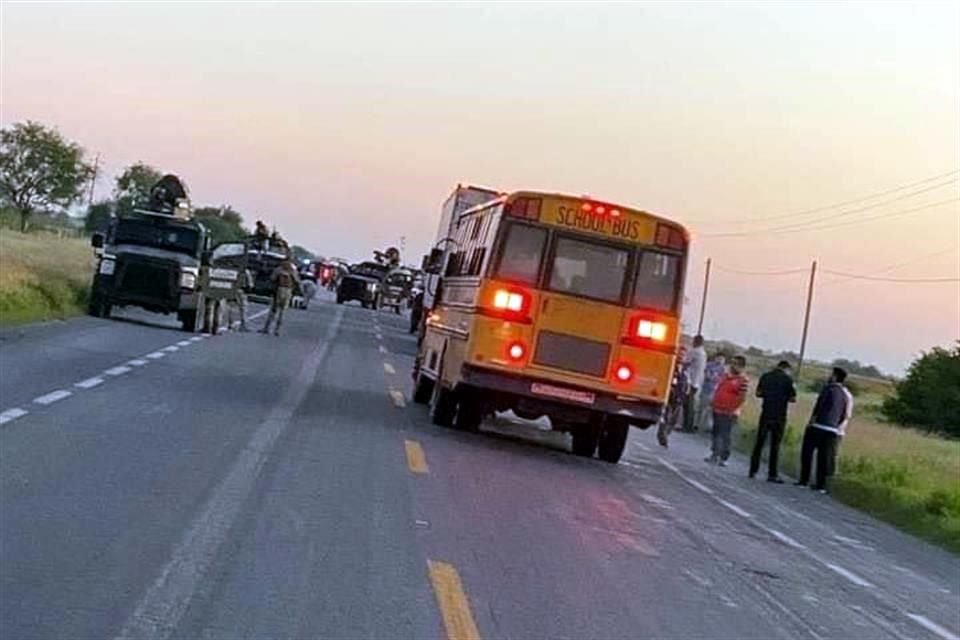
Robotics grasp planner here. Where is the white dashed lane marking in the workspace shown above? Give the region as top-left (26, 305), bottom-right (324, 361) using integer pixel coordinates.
top-left (825, 563), bottom-right (874, 588)
top-left (383, 362), bottom-right (396, 375)
top-left (0, 408), bottom-right (29, 425)
top-left (718, 499), bottom-right (752, 519)
top-left (379, 345), bottom-right (389, 354)
top-left (33, 390), bottom-right (72, 405)
top-left (907, 614), bottom-right (960, 640)
top-left (767, 529), bottom-right (807, 550)
top-left (128, 359), bottom-right (148, 367)
top-left (162, 345), bottom-right (179, 353)
top-left (146, 352), bottom-right (166, 360)
top-left (389, 390), bottom-right (406, 408)
top-left (176, 340), bottom-right (192, 347)
top-left (105, 366), bottom-right (132, 376)
top-left (75, 377), bottom-right (105, 389)
top-left (189, 336), bottom-right (204, 342)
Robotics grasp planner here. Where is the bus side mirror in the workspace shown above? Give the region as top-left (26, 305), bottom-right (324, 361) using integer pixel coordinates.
top-left (91, 233), bottom-right (104, 249)
top-left (423, 249), bottom-right (444, 274)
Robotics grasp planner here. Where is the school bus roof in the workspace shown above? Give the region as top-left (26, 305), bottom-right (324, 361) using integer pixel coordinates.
top-left (458, 190), bottom-right (689, 244)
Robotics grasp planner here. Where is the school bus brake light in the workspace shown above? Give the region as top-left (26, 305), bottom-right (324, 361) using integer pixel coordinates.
top-left (615, 363), bottom-right (634, 382)
top-left (636, 319), bottom-right (668, 342)
top-left (493, 289), bottom-right (526, 312)
top-left (508, 341), bottom-right (527, 361)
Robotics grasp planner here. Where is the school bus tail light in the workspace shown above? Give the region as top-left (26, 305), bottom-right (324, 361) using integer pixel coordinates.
top-left (493, 289), bottom-right (527, 312)
top-left (634, 318), bottom-right (668, 342)
top-left (615, 363), bottom-right (634, 382)
top-left (508, 341), bottom-right (527, 362)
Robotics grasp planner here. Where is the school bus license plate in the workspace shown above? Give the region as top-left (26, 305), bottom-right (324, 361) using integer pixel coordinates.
top-left (530, 383), bottom-right (596, 405)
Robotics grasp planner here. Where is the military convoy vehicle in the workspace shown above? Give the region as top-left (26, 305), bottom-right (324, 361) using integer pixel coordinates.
top-left (88, 175), bottom-right (211, 332)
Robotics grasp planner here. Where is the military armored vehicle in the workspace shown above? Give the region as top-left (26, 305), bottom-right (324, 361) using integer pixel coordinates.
top-left (88, 175), bottom-right (210, 332)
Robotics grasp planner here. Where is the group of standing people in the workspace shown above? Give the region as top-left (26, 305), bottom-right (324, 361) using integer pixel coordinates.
top-left (657, 336), bottom-right (855, 494)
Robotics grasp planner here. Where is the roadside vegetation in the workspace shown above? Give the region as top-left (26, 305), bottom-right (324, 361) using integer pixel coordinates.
top-left (732, 356), bottom-right (960, 553)
top-left (0, 228), bottom-right (93, 325)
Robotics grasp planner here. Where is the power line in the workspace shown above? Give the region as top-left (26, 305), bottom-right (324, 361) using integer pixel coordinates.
top-left (704, 179), bottom-right (956, 236)
top-left (703, 197), bottom-right (960, 238)
top-left (820, 269), bottom-right (959, 284)
top-left (713, 264), bottom-right (808, 276)
top-left (686, 169), bottom-right (959, 224)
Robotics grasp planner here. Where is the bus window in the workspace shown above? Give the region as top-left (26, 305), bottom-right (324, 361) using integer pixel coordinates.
top-left (634, 251), bottom-right (681, 311)
top-left (548, 236), bottom-right (629, 303)
top-left (495, 224), bottom-right (547, 285)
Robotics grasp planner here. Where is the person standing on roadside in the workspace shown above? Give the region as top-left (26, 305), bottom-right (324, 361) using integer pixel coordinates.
top-left (749, 360), bottom-right (797, 483)
top-left (683, 336), bottom-right (708, 432)
top-left (706, 355), bottom-right (749, 467)
top-left (657, 346), bottom-right (690, 447)
top-left (797, 367), bottom-right (854, 494)
top-left (697, 353), bottom-right (726, 431)
top-left (260, 257), bottom-right (301, 336)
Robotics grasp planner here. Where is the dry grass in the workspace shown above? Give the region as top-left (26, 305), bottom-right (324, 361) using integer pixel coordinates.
top-left (736, 391), bottom-right (960, 552)
top-left (0, 229), bottom-right (94, 325)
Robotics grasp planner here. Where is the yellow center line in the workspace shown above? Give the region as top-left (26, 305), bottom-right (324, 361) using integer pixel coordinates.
top-left (427, 560), bottom-right (481, 640)
top-left (404, 439), bottom-right (429, 474)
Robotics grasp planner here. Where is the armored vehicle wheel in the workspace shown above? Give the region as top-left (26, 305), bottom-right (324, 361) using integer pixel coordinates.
top-left (180, 308), bottom-right (200, 332)
top-left (598, 417), bottom-right (629, 463)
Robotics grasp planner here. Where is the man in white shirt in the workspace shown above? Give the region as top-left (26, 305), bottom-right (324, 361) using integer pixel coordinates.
top-left (683, 335), bottom-right (708, 432)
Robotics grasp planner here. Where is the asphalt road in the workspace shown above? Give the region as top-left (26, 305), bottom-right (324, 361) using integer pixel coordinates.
top-left (1, 294), bottom-right (958, 640)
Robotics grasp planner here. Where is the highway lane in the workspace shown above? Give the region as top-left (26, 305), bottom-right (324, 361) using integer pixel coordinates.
top-left (1, 295), bottom-right (958, 640)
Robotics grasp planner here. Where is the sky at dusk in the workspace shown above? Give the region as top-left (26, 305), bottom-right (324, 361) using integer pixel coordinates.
top-left (2, 2), bottom-right (958, 374)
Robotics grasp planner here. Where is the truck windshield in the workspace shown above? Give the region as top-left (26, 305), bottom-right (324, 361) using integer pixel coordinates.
top-left (113, 219), bottom-right (200, 257)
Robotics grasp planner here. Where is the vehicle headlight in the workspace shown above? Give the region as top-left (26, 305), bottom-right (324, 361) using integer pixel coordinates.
top-left (99, 258), bottom-right (115, 275)
top-left (180, 268), bottom-right (198, 289)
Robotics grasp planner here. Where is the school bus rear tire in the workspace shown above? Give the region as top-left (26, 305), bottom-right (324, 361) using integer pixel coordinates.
top-left (412, 374), bottom-right (434, 405)
top-left (598, 417), bottom-right (629, 463)
top-left (430, 383), bottom-right (456, 427)
top-left (453, 387), bottom-right (483, 432)
top-left (571, 425), bottom-right (600, 457)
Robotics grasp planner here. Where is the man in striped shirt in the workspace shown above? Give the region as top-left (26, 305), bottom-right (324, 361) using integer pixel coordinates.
top-left (796, 367), bottom-right (854, 494)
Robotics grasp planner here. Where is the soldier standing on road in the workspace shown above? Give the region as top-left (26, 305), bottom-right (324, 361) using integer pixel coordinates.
top-left (796, 367), bottom-right (854, 494)
top-left (706, 355), bottom-right (749, 467)
top-left (260, 258), bottom-right (300, 336)
top-left (229, 268), bottom-right (253, 332)
top-left (749, 360), bottom-right (797, 483)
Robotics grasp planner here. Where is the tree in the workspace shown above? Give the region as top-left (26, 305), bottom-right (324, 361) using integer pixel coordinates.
top-left (193, 205), bottom-right (248, 245)
top-left (883, 343), bottom-right (960, 436)
top-left (85, 200), bottom-right (114, 233)
top-left (0, 121), bottom-right (94, 232)
top-left (114, 162), bottom-right (163, 216)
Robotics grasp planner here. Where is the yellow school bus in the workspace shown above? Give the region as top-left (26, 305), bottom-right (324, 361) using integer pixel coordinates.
top-left (413, 190), bottom-right (688, 463)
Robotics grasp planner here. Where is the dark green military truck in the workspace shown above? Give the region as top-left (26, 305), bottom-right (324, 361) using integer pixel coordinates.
top-left (88, 209), bottom-right (210, 332)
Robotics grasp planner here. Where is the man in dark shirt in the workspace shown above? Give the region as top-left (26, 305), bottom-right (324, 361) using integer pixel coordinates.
top-left (749, 360), bottom-right (797, 482)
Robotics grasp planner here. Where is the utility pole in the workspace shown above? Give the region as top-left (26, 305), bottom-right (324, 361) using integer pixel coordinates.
top-left (797, 260), bottom-right (818, 379)
top-left (697, 258), bottom-right (712, 336)
top-left (87, 153), bottom-right (100, 206)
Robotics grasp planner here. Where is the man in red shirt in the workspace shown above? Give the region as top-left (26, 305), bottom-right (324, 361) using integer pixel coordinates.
top-left (706, 355), bottom-right (749, 467)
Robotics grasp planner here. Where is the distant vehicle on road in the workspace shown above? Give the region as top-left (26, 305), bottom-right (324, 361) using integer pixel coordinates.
top-left (379, 268), bottom-right (415, 314)
top-left (88, 182), bottom-right (211, 332)
top-left (413, 190), bottom-right (689, 463)
top-left (336, 261), bottom-right (389, 308)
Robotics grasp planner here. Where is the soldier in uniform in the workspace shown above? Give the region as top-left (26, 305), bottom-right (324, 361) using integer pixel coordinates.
top-left (228, 267), bottom-right (253, 332)
top-left (260, 257), bottom-right (301, 336)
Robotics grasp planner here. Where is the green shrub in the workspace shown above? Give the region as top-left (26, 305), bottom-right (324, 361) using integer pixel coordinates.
top-left (883, 344), bottom-right (960, 436)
